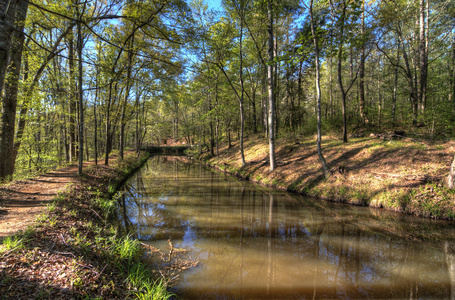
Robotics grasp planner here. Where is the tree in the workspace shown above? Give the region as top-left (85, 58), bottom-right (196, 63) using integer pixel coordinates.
top-left (448, 154), bottom-right (455, 189)
top-left (329, 0), bottom-right (361, 143)
top-left (267, 0), bottom-right (276, 171)
top-left (0, 0), bottom-right (29, 181)
top-left (308, 0), bottom-right (329, 177)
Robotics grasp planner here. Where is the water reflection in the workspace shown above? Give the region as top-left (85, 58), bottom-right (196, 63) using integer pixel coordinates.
top-left (119, 156), bottom-right (455, 299)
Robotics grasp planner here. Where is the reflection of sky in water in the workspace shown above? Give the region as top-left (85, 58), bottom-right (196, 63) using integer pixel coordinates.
top-left (118, 156), bottom-right (455, 299)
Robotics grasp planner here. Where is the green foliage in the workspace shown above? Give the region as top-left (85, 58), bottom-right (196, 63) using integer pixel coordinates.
top-left (135, 279), bottom-right (175, 300)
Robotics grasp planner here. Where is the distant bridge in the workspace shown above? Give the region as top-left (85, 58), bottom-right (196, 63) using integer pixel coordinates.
top-left (141, 145), bottom-right (189, 154)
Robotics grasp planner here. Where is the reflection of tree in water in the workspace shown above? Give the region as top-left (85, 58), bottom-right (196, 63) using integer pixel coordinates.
top-left (118, 156), bottom-right (455, 299)
top-left (445, 242), bottom-right (455, 300)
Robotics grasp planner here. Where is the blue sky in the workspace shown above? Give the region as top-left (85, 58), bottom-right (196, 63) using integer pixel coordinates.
top-left (206, 0), bottom-right (222, 9)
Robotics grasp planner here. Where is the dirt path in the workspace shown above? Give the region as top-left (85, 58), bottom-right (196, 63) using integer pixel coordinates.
top-left (0, 161), bottom-right (99, 240)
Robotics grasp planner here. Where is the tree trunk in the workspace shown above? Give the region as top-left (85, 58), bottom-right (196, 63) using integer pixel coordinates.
top-left (239, 0), bottom-right (245, 166)
top-left (77, 6), bottom-right (84, 175)
top-left (267, 0), bottom-right (276, 171)
top-left (309, 0), bottom-right (329, 178)
top-left (104, 81), bottom-right (113, 165)
top-left (334, 1), bottom-right (348, 143)
top-left (0, 0), bottom-right (19, 97)
top-left (215, 75), bottom-right (220, 156)
top-left (120, 33), bottom-right (134, 161)
top-left (209, 92), bottom-right (215, 156)
top-left (418, 0), bottom-right (428, 114)
top-left (447, 155), bottom-right (455, 189)
top-left (359, 0), bottom-right (368, 125)
top-left (392, 39), bottom-right (400, 127)
top-left (68, 34), bottom-right (77, 162)
top-left (0, 0), bottom-right (28, 180)
top-left (452, 29), bottom-right (455, 121)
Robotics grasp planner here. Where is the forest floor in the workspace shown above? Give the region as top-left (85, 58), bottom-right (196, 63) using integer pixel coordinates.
top-left (195, 132), bottom-right (455, 220)
top-left (0, 160), bottom-right (104, 241)
top-left (0, 152), bottom-right (183, 298)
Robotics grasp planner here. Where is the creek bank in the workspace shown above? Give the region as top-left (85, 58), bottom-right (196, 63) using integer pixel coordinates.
top-left (0, 152), bottom-right (173, 299)
top-left (193, 135), bottom-right (455, 220)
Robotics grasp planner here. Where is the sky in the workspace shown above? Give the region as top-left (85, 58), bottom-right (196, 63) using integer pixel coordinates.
top-left (206, 0), bottom-right (222, 10)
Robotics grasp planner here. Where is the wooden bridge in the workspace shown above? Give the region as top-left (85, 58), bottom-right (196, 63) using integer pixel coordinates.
top-left (141, 145), bottom-right (189, 155)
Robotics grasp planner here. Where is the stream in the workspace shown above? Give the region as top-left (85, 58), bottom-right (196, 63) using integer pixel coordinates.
top-left (119, 155), bottom-right (455, 299)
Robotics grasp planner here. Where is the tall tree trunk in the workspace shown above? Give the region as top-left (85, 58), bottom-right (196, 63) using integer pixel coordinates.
top-left (377, 62), bottom-right (381, 125)
top-left (0, 0), bottom-right (18, 97)
top-left (68, 35), bottom-right (77, 162)
top-left (209, 92), bottom-right (214, 156)
top-left (0, 0), bottom-right (28, 180)
top-left (104, 81), bottom-right (113, 165)
top-left (298, 59), bottom-right (303, 128)
top-left (262, 63), bottom-right (268, 137)
top-left (334, 1), bottom-right (348, 143)
top-left (215, 75), bottom-right (220, 156)
top-left (358, 0), bottom-right (368, 125)
top-left (452, 29), bottom-right (455, 120)
top-left (135, 89), bottom-right (140, 154)
top-left (267, 0), bottom-right (276, 171)
top-left (392, 40), bottom-right (400, 127)
top-left (120, 33), bottom-right (134, 161)
top-left (418, 0), bottom-right (428, 114)
top-left (396, 31), bottom-right (418, 125)
top-left (309, 0), bottom-right (329, 178)
top-left (77, 4), bottom-right (85, 175)
top-left (239, 0), bottom-right (246, 166)
top-left (329, 56), bottom-right (333, 119)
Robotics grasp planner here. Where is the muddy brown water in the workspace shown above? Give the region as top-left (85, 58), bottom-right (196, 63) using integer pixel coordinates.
top-left (119, 156), bottom-right (455, 299)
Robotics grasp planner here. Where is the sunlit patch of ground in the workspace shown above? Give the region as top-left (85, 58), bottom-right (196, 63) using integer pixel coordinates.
top-left (199, 134), bottom-right (455, 220)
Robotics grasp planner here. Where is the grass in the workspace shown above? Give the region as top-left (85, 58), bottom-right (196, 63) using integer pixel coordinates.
top-left (1, 152), bottom-right (175, 299)
top-left (135, 279), bottom-right (175, 300)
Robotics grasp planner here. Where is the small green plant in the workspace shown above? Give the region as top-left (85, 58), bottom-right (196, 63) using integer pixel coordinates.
top-left (125, 262), bottom-right (149, 288)
top-left (1, 236), bottom-right (24, 252)
top-left (108, 184), bottom-right (116, 195)
top-left (113, 235), bottom-right (141, 262)
top-left (47, 202), bottom-right (57, 212)
top-left (71, 275), bottom-right (84, 290)
top-left (135, 279), bottom-right (174, 300)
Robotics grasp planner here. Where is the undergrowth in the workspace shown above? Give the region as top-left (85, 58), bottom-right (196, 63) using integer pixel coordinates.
top-left (1, 152), bottom-right (175, 299)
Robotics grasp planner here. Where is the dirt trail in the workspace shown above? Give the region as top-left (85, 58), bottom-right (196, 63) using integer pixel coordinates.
top-left (0, 161), bottom-right (98, 240)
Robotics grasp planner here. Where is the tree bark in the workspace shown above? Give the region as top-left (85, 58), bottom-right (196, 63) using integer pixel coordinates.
top-left (68, 34), bottom-right (77, 162)
top-left (418, 0), bottom-right (428, 114)
top-left (77, 3), bottom-right (85, 175)
top-left (239, 0), bottom-right (245, 166)
top-left (447, 155), bottom-right (455, 189)
top-left (358, 0), bottom-right (368, 125)
top-left (0, 0), bottom-right (18, 97)
top-left (120, 31), bottom-right (134, 161)
top-left (333, 0), bottom-right (349, 143)
top-left (392, 38), bottom-right (400, 127)
top-left (452, 29), bottom-right (455, 120)
top-left (267, 0), bottom-right (276, 171)
top-left (0, 0), bottom-right (28, 180)
top-left (104, 81), bottom-right (113, 165)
